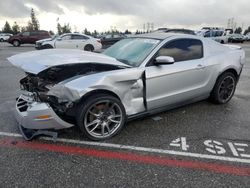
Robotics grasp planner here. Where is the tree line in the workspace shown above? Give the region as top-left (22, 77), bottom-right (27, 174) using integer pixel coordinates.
top-left (1, 8), bottom-right (132, 36)
top-left (1, 8), bottom-right (43, 34)
top-left (1, 8), bottom-right (250, 36)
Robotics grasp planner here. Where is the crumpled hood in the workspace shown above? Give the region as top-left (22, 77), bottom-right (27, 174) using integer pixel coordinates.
top-left (7, 49), bottom-right (129, 74)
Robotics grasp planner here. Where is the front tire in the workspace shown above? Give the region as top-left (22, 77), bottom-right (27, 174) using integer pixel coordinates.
top-left (76, 94), bottom-right (126, 141)
top-left (210, 72), bottom-right (237, 104)
top-left (42, 44), bottom-right (53, 49)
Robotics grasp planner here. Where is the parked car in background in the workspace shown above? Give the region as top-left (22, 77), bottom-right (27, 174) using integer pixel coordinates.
top-left (156, 28), bottom-right (195, 35)
top-left (8, 33), bottom-right (245, 141)
top-left (8, 30), bottom-right (50, 47)
top-left (228, 34), bottom-right (245, 43)
top-left (35, 33), bottom-right (102, 52)
top-left (198, 29), bottom-right (229, 44)
top-left (243, 34), bottom-right (250, 41)
top-left (0, 33), bottom-right (13, 42)
top-left (100, 34), bottom-right (126, 49)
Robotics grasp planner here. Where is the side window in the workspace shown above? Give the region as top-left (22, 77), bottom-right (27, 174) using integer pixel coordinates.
top-left (157, 39), bottom-right (203, 62)
top-left (61, 35), bottom-right (71, 40)
top-left (211, 31), bottom-right (217, 37)
top-left (30, 32), bottom-right (38, 36)
top-left (41, 31), bottom-right (48, 35)
top-left (204, 31), bottom-right (211, 38)
top-left (71, 35), bottom-right (89, 40)
top-left (22, 32), bottom-right (30, 36)
top-left (105, 34), bottom-right (112, 39)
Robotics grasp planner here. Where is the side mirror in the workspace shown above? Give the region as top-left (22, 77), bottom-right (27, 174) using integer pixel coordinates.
top-left (57, 37), bottom-right (62, 41)
top-left (155, 56), bottom-right (175, 65)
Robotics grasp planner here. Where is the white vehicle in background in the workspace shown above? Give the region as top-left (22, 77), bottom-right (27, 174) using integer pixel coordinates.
top-left (244, 33), bottom-right (250, 41)
top-left (0, 33), bottom-right (13, 42)
top-left (35, 33), bottom-right (102, 52)
top-left (197, 29), bottom-right (229, 44)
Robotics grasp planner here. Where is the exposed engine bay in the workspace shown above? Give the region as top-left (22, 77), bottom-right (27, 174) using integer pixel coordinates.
top-left (20, 63), bottom-right (123, 93)
top-left (19, 63), bottom-right (124, 122)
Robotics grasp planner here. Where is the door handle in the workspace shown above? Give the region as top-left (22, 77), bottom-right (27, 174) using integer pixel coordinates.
top-left (196, 64), bottom-right (205, 70)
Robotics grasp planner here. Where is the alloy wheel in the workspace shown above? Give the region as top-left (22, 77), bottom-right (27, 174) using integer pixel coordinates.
top-left (84, 100), bottom-right (123, 139)
top-left (218, 75), bottom-right (235, 103)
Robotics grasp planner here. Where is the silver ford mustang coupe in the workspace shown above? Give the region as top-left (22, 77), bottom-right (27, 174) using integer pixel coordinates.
top-left (8, 33), bottom-right (245, 140)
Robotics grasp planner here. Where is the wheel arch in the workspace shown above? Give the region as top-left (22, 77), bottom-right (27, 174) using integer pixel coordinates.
top-left (211, 68), bottom-right (239, 94)
top-left (43, 44), bottom-right (54, 49)
top-left (77, 89), bottom-right (121, 106)
top-left (12, 38), bottom-right (21, 43)
top-left (211, 67), bottom-right (240, 92)
top-left (219, 68), bottom-right (239, 81)
top-left (210, 68), bottom-right (238, 104)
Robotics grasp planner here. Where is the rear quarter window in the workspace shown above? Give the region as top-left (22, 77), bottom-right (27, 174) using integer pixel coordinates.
top-left (157, 39), bottom-right (203, 62)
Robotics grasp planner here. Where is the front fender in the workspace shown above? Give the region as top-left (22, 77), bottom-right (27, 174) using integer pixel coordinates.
top-left (48, 68), bottom-right (146, 115)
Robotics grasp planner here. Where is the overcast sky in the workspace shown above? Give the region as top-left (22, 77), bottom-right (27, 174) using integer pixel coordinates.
top-left (0, 0), bottom-right (249, 32)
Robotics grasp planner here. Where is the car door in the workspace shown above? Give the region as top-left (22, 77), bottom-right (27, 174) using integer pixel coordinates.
top-left (20, 32), bottom-right (30, 43)
top-left (145, 38), bottom-right (210, 110)
top-left (71, 34), bottom-right (89, 49)
top-left (55, 34), bottom-right (74, 49)
top-left (30, 31), bottom-right (39, 43)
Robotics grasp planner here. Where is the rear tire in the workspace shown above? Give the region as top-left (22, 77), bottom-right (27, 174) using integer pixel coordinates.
top-left (84, 44), bottom-right (94, 52)
top-left (210, 72), bottom-right (237, 104)
top-left (13, 40), bottom-right (20, 47)
top-left (0, 38), bottom-right (3, 42)
top-left (76, 94), bottom-right (126, 141)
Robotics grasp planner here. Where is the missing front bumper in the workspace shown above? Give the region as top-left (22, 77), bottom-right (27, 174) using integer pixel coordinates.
top-left (14, 94), bottom-right (74, 140)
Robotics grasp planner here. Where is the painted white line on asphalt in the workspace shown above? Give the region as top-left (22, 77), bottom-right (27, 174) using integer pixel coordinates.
top-left (1, 131), bottom-right (250, 164)
top-left (0, 132), bottom-right (22, 138)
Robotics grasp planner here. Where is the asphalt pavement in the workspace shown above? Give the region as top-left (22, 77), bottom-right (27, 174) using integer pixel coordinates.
top-left (0, 42), bottom-right (250, 188)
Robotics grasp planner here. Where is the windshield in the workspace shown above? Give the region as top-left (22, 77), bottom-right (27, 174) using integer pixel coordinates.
top-left (103, 38), bottom-right (160, 67)
top-left (52, 34), bottom-right (59, 40)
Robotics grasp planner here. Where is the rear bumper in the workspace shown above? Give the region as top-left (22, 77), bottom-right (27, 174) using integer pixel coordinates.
top-left (15, 93), bottom-right (74, 130)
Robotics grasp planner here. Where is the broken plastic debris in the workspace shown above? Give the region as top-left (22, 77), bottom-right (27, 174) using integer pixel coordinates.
top-left (152, 116), bottom-right (162, 121)
top-left (18, 123), bottom-right (58, 141)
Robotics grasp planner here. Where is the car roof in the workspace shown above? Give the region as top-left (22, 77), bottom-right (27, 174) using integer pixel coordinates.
top-left (129, 32), bottom-right (198, 40)
top-left (61, 33), bottom-right (90, 36)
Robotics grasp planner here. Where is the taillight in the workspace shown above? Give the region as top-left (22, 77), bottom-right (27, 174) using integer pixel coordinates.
top-left (96, 39), bottom-right (101, 43)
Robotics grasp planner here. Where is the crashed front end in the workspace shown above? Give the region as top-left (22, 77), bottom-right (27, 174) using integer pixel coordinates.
top-left (8, 49), bottom-right (146, 140)
top-left (14, 63), bottom-right (128, 139)
top-left (14, 67), bottom-right (83, 139)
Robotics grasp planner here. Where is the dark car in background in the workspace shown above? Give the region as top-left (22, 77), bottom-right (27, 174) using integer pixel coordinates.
top-left (164, 29), bottom-right (196, 35)
top-left (100, 34), bottom-right (127, 49)
top-left (155, 28), bottom-right (196, 35)
top-left (8, 30), bottom-right (50, 47)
